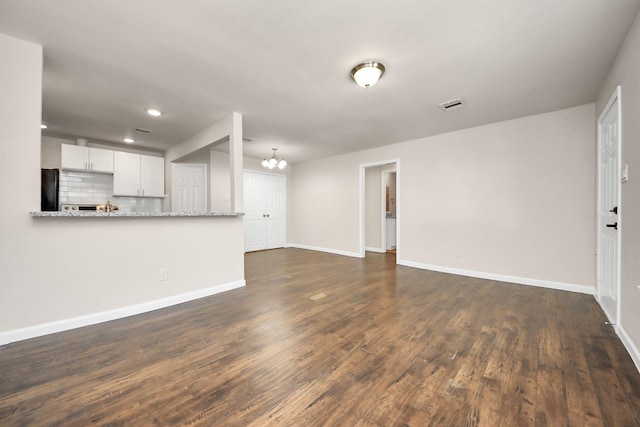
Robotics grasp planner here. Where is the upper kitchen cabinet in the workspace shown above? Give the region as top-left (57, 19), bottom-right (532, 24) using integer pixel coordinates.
top-left (140, 155), bottom-right (165, 197)
top-left (113, 151), bottom-right (164, 197)
top-left (61, 144), bottom-right (114, 173)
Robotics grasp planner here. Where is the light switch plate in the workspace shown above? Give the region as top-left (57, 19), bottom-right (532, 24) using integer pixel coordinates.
top-left (622, 164), bottom-right (629, 183)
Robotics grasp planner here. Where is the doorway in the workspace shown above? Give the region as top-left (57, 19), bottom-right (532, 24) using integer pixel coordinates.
top-left (359, 159), bottom-right (400, 259)
top-left (596, 86), bottom-right (621, 328)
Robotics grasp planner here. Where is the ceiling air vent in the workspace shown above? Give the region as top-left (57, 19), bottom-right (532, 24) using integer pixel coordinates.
top-left (135, 128), bottom-right (152, 134)
top-left (438, 98), bottom-right (464, 111)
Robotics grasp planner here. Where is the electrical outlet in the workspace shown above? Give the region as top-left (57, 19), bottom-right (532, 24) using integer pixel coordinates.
top-left (159, 267), bottom-right (168, 281)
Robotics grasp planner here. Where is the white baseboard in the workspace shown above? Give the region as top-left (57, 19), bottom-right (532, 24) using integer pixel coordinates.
top-left (365, 246), bottom-right (386, 254)
top-left (397, 259), bottom-right (596, 295)
top-left (0, 280), bottom-right (246, 346)
top-left (286, 243), bottom-right (363, 258)
top-left (617, 324), bottom-right (640, 374)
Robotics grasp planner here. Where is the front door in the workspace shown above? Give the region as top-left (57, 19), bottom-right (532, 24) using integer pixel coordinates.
top-left (597, 87), bottom-right (621, 326)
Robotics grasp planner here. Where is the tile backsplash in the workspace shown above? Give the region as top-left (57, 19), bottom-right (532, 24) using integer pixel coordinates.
top-left (59, 171), bottom-right (165, 212)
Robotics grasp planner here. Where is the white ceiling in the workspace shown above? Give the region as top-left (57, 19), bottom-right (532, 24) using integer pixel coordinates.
top-left (1, 0), bottom-right (639, 163)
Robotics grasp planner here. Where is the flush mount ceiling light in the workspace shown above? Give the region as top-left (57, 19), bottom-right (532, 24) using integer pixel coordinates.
top-left (261, 148), bottom-right (287, 170)
top-left (123, 138), bottom-right (134, 144)
top-left (40, 124), bottom-right (47, 129)
top-left (350, 61), bottom-right (385, 88)
top-left (146, 108), bottom-right (162, 117)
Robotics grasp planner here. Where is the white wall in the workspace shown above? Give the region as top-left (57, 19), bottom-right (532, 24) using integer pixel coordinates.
top-left (211, 150), bottom-right (232, 211)
top-left (291, 153), bottom-right (361, 256)
top-left (596, 8), bottom-right (640, 369)
top-left (291, 104), bottom-right (596, 290)
top-left (0, 33), bottom-right (245, 343)
top-left (41, 136), bottom-right (65, 169)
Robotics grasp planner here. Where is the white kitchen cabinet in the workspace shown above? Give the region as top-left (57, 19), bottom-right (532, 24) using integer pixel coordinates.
top-left (113, 152), bottom-right (140, 196)
top-left (61, 144), bottom-right (114, 173)
top-left (140, 155), bottom-right (165, 197)
top-left (113, 152), bottom-right (164, 197)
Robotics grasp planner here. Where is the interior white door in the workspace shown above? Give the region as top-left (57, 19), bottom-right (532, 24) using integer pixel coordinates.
top-left (245, 172), bottom-right (267, 252)
top-left (597, 87), bottom-right (620, 326)
top-left (172, 164), bottom-right (207, 212)
top-left (244, 171), bottom-right (285, 252)
top-left (264, 172), bottom-right (285, 249)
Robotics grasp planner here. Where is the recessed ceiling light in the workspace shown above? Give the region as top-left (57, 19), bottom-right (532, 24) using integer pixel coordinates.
top-left (146, 108), bottom-right (162, 117)
top-left (41, 124), bottom-right (47, 129)
top-left (123, 138), bottom-right (135, 143)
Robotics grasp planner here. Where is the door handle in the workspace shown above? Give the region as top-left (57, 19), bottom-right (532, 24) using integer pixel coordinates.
top-left (610, 207), bottom-right (618, 214)
top-left (606, 222), bottom-right (618, 230)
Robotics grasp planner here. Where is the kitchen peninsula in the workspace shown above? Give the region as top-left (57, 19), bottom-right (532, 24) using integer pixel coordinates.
top-left (30, 210), bottom-right (243, 217)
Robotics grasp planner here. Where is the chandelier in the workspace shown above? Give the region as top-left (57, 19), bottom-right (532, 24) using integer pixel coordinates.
top-left (261, 148), bottom-right (287, 170)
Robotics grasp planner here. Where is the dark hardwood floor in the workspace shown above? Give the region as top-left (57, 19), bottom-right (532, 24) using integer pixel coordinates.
top-left (1, 248), bottom-right (639, 426)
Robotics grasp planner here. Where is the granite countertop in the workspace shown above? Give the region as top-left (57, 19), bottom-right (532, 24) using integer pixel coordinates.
top-left (30, 211), bottom-right (244, 218)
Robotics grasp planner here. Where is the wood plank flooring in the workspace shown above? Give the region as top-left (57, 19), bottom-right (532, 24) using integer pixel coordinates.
top-left (1, 248), bottom-right (639, 426)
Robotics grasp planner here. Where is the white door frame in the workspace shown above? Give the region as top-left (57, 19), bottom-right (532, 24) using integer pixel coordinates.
top-left (596, 85), bottom-right (622, 329)
top-left (359, 159), bottom-right (400, 259)
top-left (171, 163), bottom-right (208, 212)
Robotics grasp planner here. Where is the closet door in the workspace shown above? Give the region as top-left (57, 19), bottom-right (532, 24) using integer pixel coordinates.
top-left (244, 172), bottom-right (267, 252)
top-left (264, 173), bottom-right (285, 249)
top-left (244, 171), bottom-right (286, 252)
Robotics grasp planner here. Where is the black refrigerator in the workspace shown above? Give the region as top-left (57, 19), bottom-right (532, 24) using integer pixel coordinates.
top-left (41, 168), bottom-right (60, 211)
